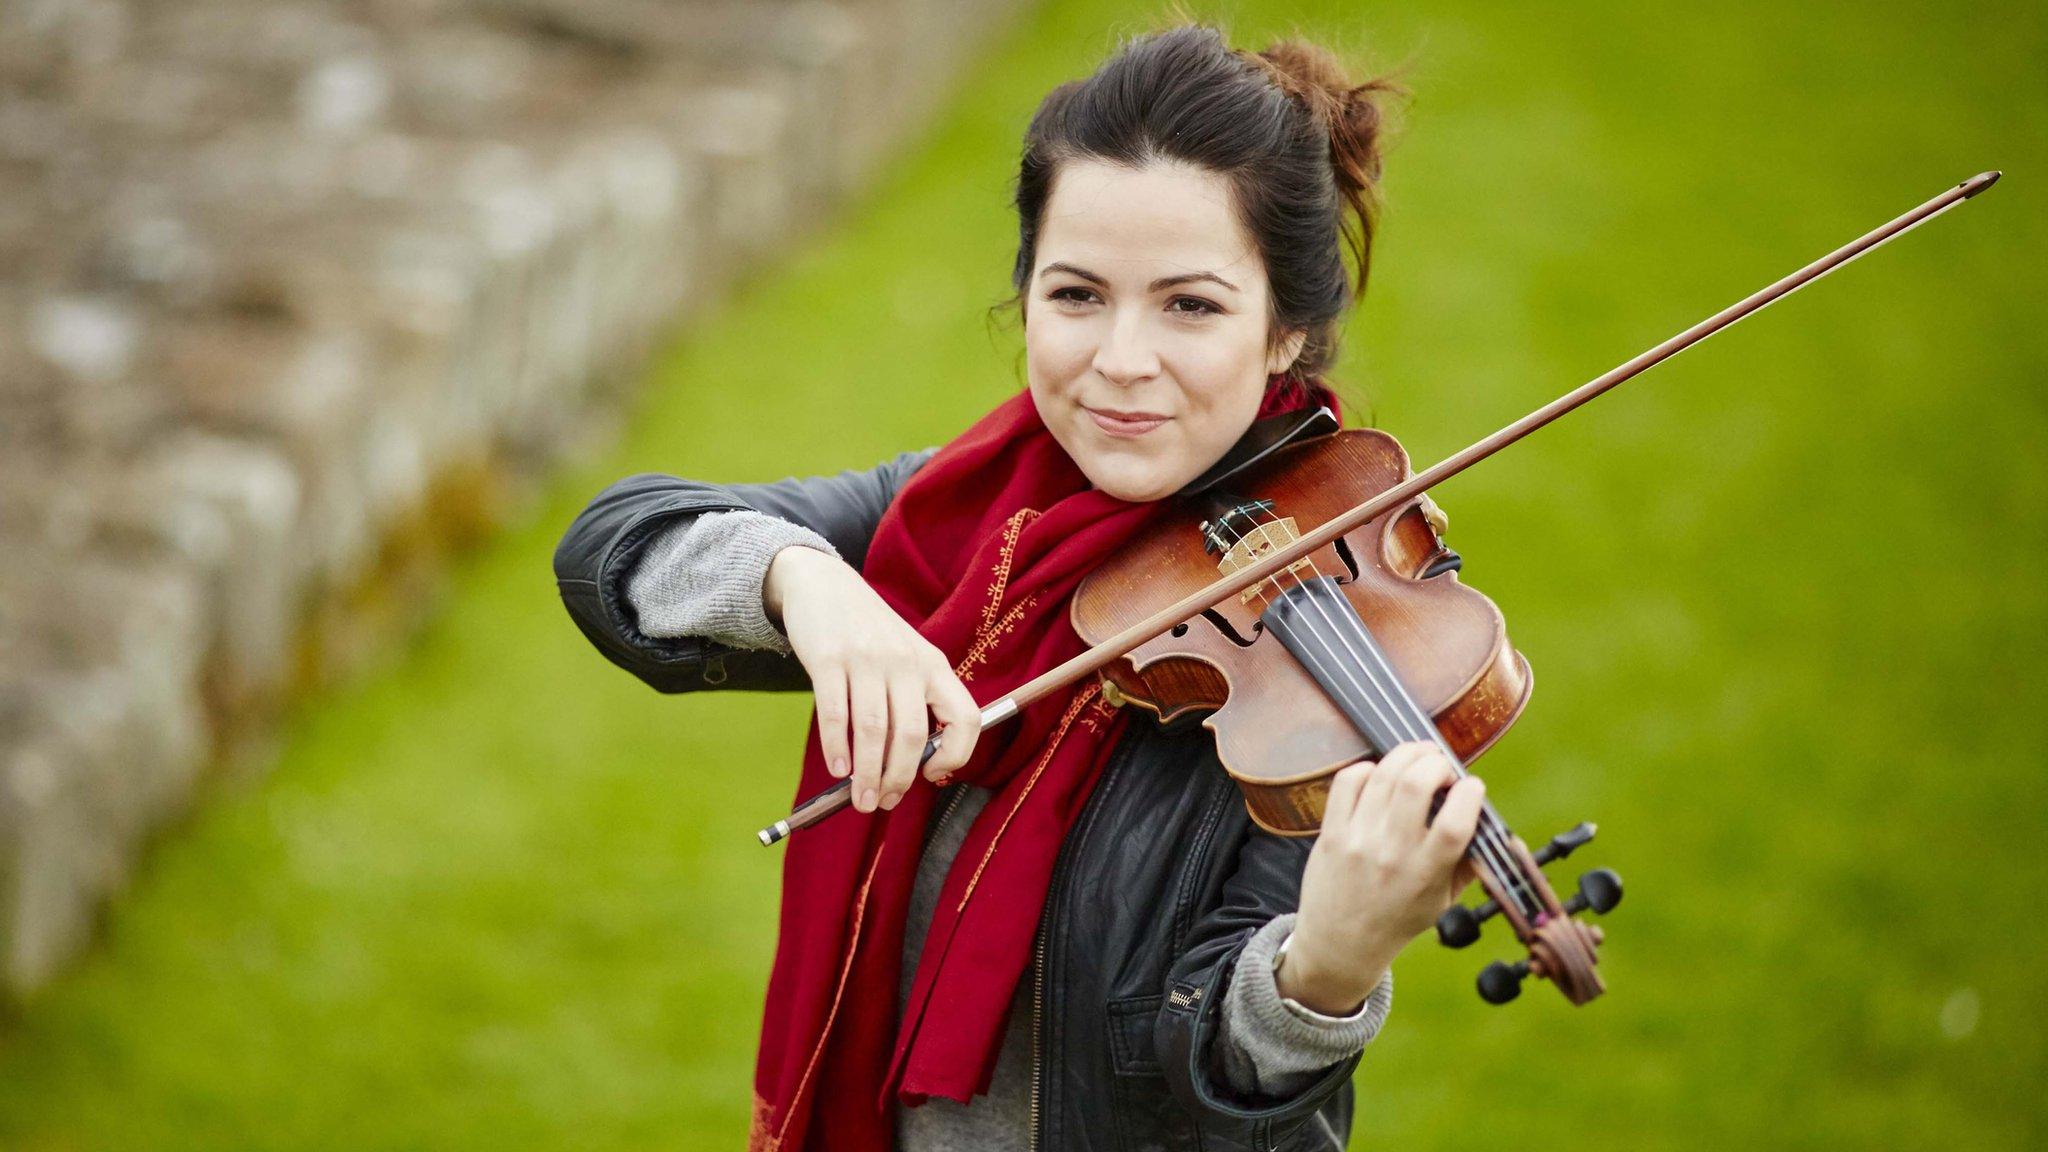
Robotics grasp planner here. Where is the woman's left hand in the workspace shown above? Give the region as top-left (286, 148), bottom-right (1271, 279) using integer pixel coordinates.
top-left (1276, 742), bottom-right (1486, 1015)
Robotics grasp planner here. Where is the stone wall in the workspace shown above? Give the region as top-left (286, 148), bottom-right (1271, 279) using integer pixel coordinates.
top-left (0, 0), bottom-right (1021, 995)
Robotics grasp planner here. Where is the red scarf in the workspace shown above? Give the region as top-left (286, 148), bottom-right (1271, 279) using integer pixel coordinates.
top-left (748, 380), bottom-right (1333, 1152)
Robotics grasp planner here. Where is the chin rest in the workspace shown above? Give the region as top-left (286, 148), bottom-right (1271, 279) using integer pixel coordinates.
top-left (1176, 406), bottom-right (1341, 498)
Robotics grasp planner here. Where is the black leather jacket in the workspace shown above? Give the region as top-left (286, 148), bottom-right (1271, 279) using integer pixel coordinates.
top-left (552, 453), bottom-right (1362, 1151)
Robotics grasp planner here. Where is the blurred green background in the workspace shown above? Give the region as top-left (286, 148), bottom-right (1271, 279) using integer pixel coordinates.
top-left (1, 0), bottom-right (2042, 1147)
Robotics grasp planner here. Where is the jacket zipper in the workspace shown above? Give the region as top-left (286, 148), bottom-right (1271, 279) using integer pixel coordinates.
top-left (928, 781), bottom-right (969, 849)
top-left (1028, 740), bottom-right (1134, 1152)
top-left (1029, 915), bottom-right (1048, 1149)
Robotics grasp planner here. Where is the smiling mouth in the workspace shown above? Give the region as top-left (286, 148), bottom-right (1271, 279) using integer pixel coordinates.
top-left (1085, 406), bottom-right (1170, 437)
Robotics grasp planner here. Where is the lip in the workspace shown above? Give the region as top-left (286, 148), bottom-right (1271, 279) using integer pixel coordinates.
top-left (1085, 405), bottom-right (1171, 437)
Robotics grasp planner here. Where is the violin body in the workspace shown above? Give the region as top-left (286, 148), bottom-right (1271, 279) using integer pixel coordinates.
top-left (1072, 428), bottom-right (1533, 837)
top-left (1073, 421), bottom-right (1613, 1006)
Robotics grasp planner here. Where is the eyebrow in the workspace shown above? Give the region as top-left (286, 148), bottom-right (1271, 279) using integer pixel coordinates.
top-left (1038, 261), bottom-right (1242, 294)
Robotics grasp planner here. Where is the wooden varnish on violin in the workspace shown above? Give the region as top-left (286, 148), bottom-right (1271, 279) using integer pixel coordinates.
top-left (1071, 419), bottom-right (1610, 1006)
top-left (1071, 426), bottom-right (1532, 838)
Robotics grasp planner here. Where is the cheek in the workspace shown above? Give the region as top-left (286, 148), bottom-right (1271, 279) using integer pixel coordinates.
top-left (1024, 309), bottom-right (1095, 390)
top-left (1167, 318), bottom-right (1271, 412)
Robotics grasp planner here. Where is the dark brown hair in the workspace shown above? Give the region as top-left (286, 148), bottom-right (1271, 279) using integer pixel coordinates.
top-left (1008, 23), bottom-right (1403, 386)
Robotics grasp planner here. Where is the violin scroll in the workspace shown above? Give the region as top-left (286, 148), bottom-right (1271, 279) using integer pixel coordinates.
top-left (1436, 821), bottom-right (1625, 1005)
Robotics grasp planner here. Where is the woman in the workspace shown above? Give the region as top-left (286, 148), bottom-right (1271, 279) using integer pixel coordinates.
top-left (554, 23), bottom-right (1484, 1152)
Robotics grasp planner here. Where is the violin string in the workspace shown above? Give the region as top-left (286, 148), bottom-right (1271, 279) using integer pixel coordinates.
top-left (1248, 508), bottom-right (1537, 909)
top-left (1214, 506), bottom-right (1535, 917)
top-left (1270, 575), bottom-right (1538, 920)
top-left (1220, 504), bottom-right (1536, 917)
top-left (1292, 567), bottom-right (1539, 915)
top-left (1263, 535), bottom-right (1537, 918)
top-left (1234, 510), bottom-right (1537, 918)
top-left (1245, 554), bottom-right (1532, 918)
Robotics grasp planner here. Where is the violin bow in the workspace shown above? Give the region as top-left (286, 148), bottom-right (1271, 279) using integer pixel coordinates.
top-left (759, 169), bottom-right (2002, 847)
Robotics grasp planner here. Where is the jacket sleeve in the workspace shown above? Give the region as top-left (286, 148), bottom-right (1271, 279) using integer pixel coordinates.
top-left (551, 448), bottom-right (937, 694)
top-left (1213, 912), bottom-right (1391, 1096)
top-left (1154, 817), bottom-right (1366, 1133)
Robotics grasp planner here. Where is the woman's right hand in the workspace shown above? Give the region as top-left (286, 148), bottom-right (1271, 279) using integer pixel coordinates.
top-left (763, 545), bottom-right (981, 813)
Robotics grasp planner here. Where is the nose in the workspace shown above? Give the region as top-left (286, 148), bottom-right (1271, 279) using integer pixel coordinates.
top-left (1091, 308), bottom-right (1160, 388)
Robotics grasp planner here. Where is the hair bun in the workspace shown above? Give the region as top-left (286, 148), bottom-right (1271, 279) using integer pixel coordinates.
top-left (1240, 39), bottom-right (1404, 294)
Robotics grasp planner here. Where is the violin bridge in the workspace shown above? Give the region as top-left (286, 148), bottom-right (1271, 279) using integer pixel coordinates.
top-left (1215, 517), bottom-right (1315, 603)
top-left (1419, 493), bottom-right (1449, 536)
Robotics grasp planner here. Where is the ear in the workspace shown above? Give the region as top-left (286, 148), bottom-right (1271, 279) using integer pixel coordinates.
top-left (1266, 327), bottom-right (1310, 377)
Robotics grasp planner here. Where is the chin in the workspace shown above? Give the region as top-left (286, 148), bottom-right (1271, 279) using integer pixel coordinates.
top-left (1074, 452), bottom-right (1184, 503)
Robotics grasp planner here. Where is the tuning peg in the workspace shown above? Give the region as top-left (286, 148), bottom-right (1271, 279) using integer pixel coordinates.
top-left (1477, 958), bottom-right (1530, 1005)
top-left (1435, 897), bottom-right (1500, 948)
top-left (1533, 822), bottom-right (1597, 866)
top-left (1564, 868), bottom-right (1623, 916)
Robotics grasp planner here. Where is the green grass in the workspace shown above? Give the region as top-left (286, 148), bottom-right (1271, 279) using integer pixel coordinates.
top-left (2, 1), bottom-right (2043, 1148)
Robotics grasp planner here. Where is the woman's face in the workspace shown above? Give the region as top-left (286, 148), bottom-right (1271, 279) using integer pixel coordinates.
top-left (1025, 158), bottom-right (1306, 503)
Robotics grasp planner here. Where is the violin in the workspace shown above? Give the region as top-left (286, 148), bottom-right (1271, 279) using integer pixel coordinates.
top-left (1072, 414), bottom-right (1612, 1004)
top-left (756, 171), bottom-right (2002, 1008)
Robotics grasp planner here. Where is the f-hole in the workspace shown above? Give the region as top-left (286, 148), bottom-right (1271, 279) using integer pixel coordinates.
top-left (1331, 535), bottom-right (1364, 583)
top-left (1195, 607), bottom-right (1260, 648)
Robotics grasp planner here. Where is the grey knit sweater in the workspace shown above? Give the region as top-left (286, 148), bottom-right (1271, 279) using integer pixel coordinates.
top-left (627, 510), bottom-right (1394, 1148)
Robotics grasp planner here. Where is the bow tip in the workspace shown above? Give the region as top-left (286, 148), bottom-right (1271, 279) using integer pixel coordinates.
top-left (1962, 170), bottom-right (2002, 197)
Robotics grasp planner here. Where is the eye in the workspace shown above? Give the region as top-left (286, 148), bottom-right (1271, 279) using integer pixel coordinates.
top-left (1047, 286), bottom-right (1099, 305)
top-left (1169, 295), bottom-right (1221, 316)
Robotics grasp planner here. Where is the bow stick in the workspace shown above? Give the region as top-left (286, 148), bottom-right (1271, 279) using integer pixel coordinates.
top-left (758, 169), bottom-right (2001, 847)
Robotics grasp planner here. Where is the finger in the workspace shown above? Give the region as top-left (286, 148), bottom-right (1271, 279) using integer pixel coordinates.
top-left (1356, 742), bottom-right (1423, 832)
top-left (812, 664), bottom-right (850, 779)
top-left (1378, 740), bottom-right (1434, 772)
top-left (1450, 854), bottom-right (1480, 898)
top-left (1425, 776), bottom-right (1487, 867)
top-left (1386, 744), bottom-right (1458, 838)
top-left (879, 675), bottom-right (927, 810)
top-left (849, 671), bottom-right (888, 812)
top-left (924, 669), bottom-right (981, 780)
top-left (1320, 759), bottom-right (1372, 833)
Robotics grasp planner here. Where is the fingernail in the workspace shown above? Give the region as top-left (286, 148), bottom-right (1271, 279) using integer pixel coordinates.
top-left (881, 792), bottom-right (899, 811)
top-left (858, 788), bottom-right (876, 811)
top-left (830, 757), bottom-right (848, 778)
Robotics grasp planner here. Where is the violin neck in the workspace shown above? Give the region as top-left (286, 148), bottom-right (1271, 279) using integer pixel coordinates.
top-left (1261, 575), bottom-right (1545, 915)
top-left (1261, 576), bottom-right (1462, 768)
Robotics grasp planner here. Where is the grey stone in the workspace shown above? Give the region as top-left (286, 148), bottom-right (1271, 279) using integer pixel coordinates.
top-left (27, 295), bottom-right (140, 385)
top-left (296, 53), bottom-right (392, 136)
top-left (0, 550), bottom-right (208, 991)
top-left (0, 0), bottom-right (1025, 999)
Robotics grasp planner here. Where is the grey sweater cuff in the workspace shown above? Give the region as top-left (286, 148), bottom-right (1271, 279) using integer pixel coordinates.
top-left (1214, 912), bottom-right (1393, 1097)
top-left (624, 510), bottom-right (839, 655)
